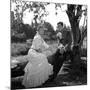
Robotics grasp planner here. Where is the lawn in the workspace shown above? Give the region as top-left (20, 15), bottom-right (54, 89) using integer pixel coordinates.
top-left (11, 39), bottom-right (87, 89)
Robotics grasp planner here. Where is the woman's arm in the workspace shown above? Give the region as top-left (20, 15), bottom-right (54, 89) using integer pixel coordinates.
top-left (43, 41), bottom-right (49, 49)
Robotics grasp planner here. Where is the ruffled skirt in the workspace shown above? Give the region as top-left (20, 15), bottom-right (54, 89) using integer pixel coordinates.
top-left (22, 50), bottom-right (53, 88)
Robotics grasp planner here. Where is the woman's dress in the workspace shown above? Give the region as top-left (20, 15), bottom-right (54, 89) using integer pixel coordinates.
top-left (22, 32), bottom-right (53, 88)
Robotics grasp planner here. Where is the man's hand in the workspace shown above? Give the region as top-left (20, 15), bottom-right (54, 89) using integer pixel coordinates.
top-left (58, 44), bottom-right (65, 54)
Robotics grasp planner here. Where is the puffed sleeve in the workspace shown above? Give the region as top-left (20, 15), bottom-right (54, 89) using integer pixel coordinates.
top-left (42, 40), bottom-right (49, 49)
top-left (31, 34), bottom-right (43, 50)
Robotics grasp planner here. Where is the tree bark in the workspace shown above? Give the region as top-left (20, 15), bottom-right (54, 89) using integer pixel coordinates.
top-left (66, 5), bottom-right (83, 79)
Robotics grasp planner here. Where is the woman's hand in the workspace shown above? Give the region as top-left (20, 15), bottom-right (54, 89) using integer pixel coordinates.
top-left (36, 48), bottom-right (42, 53)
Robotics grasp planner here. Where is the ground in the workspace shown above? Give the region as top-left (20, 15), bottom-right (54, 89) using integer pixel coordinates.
top-left (11, 40), bottom-right (87, 89)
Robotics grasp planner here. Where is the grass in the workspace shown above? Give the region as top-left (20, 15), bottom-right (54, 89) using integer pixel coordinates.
top-left (11, 61), bottom-right (87, 89)
top-left (11, 40), bottom-right (57, 57)
top-left (11, 41), bottom-right (32, 57)
top-left (11, 39), bottom-right (87, 57)
top-left (11, 39), bottom-right (87, 89)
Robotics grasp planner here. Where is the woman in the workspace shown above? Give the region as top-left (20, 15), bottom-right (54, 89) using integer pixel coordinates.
top-left (22, 26), bottom-right (53, 88)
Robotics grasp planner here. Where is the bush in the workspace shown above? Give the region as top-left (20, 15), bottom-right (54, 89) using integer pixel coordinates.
top-left (11, 33), bottom-right (26, 43)
top-left (36, 22), bottom-right (56, 41)
top-left (44, 22), bottom-right (56, 40)
top-left (22, 24), bottom-right (36, 39)
top-left (11, 21), bottom-right (36, 43)
top-left (11, 43), bottom-right (31, 57)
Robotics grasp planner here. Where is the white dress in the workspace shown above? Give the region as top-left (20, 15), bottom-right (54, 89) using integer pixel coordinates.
top-left (22, 32), bottom-right (53, 88)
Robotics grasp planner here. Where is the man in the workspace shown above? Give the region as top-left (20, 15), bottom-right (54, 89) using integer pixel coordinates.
top-left (56, 22), bottom-right (72, 51)
top-left (56, 22), bottom-right (63, 45)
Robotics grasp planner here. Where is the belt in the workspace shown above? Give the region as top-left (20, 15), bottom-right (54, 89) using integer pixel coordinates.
top-left (31, 48), bottom-right (40, 52)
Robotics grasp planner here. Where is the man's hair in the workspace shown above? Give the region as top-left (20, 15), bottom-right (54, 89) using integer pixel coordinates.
top-left (57, 22), bottom-right (63, 27)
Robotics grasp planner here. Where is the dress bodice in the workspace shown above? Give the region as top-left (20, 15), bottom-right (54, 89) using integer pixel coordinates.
top-left (31, 32), bottom-right (49, 51)
top-left (27, 32), bottom-right (49, 64)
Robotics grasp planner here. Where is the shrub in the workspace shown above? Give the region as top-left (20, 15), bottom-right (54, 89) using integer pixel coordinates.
top-left (11, 21), bottom-right (36, 43)
top-left (11, 43), bottom-right (31, 57)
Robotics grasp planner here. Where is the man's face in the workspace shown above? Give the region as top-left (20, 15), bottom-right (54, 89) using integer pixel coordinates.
top-left (57, 24), bottom-right (63, 31)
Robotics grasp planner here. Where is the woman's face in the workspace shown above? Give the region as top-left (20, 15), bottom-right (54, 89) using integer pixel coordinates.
top-left (39, 28), bottom-right (44, 35)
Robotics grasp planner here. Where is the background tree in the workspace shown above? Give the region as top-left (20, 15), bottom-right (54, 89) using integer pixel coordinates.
top-left (65, 4), bottom-right (87, 78)
top-left (11, 0), bottom-right (51, 42)
top-left (54, 3), bottom-right (87, 78)
top-left (11, 2), bottom-right (87, 87)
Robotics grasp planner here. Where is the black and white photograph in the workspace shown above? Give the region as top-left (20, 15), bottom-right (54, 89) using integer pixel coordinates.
top-left (11, 0), bottom-right (87, 89)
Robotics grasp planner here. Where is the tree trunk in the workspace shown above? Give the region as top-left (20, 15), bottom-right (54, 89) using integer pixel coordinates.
top-left (70, 46), bottom-right (81, 78)
top-left (66, 6), bottom-right (82, 79)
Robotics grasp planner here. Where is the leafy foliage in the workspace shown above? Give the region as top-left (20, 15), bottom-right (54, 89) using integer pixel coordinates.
top-left (11, 43), bottom-right (31, 56)
top-left (40, 22), bottom-right (56, 40)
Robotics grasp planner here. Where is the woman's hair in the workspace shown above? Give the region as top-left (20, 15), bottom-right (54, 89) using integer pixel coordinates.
top-left (37, 25), bottom-right (43, 31)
